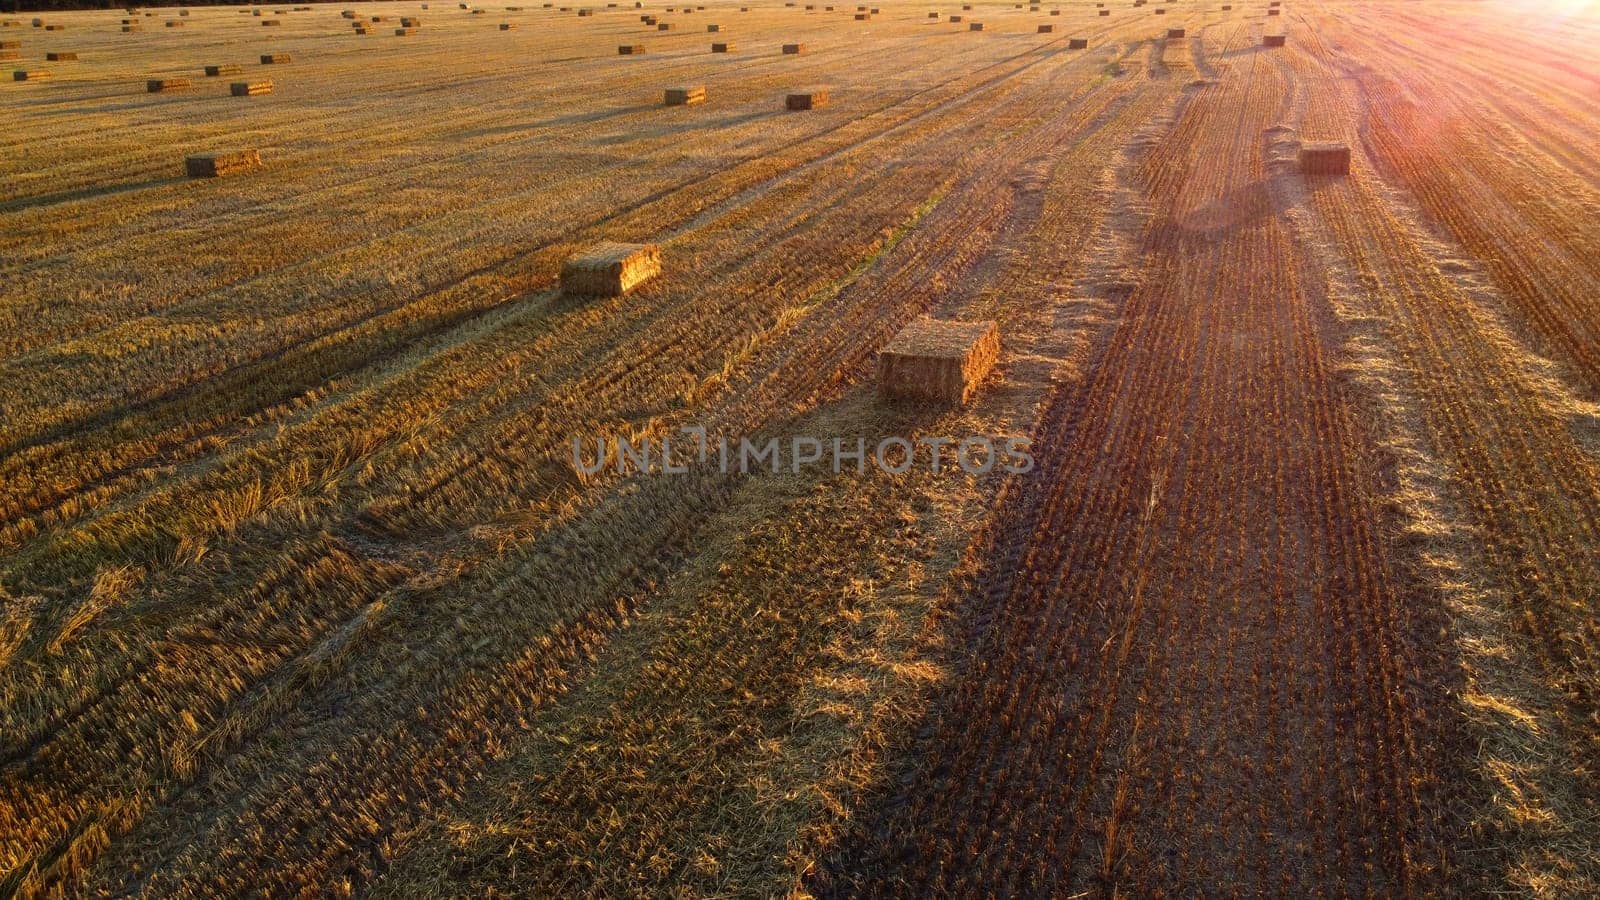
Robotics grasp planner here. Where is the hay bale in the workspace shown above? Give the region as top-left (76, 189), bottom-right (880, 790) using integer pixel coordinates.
top-left (711, 41), bottom-right (734, 51)
top-left (1262, 33), bottom-right (1284, 46)
top-left (878, 318), bottom-right (999, 406)
top-left (782, 42), bottom-right (805, 53)
top-left (147, 78), bottom-right (192, 92)
top-left (1037, 23), bottom-right (1052, 32)
top-left (401, 16), bottom-right (422, 25)
top-left (619, 43), bottom-right (644, 52)
top-left (44, 24), bottom-right (65, 31)
top-left (394, 26), bottom-right (416, 34)
top-left (928, 11), bottom-right (939, 17)
top-left (0, 39), bottom-right (18, 48)
top-left (206, 64), bottom-right (245, 76)
top-left (1300, 141), bottom-right (1349, 175)
top-left (786, 89), bottom-right (827, 109)
top-left (185, 149), bottom-right (262, 178)
top-left (1099, 8), bottom-right (1109, 14)
top-left (969, 21), bottom-right (983, 30)
top-left (1167, 27), bottom-right (1184, 37)
top-left (1220, 4), bottom-right (1230, 8)
top-left (664, 84), bottom-right (705, 105)
top-left (122, 25), bottom-right (142, 32)
top-left (12, 69), bottom-right (48, 80)
top-left (1068, 36), bottom-right (1087, 47)
top-left (165, 19), bottom-right (184, 26)
top-left (260, 53), bottom-right (291, 63)
top-left (854, 12), bottom-right (869, 19)
top-left (0, 51), bottom-right (18, 61)
top-left (353, 25), bottom-right (370, 32)
top-left (500, 22), bottom-right (516, 28)
top-left (342, 10), bottom-right (357, 17)
top-left (949, 14), bottom-right (961, 21)
top-left (561, 242), bottom-right (660, 297)
top-left (1154, 6), bottom-right (1165, 12)
top-left (706, 22), bottom-right (720, 30)
top-left (230, 80), bottom-right (273, 95)
top-left (1052, 8), bottom-right (1062, 14)
top-left (657, 22), bottom-right (675, 29)
top-left (46, 51), bottom-right (78, 61)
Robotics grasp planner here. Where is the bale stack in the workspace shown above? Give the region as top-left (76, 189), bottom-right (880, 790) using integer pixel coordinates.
top-left (786, 89), bottom-right (827, 109)
top-left (206, 64), bottom-right (245, 76)
top-left (663, 84), bottom-right (705, 105)
top-left (185, 149), bottom-right (263, 177)
top-left (561, 242), bottom-right (660, 298)
top-left (1299, 141), bottom-right (1350, 176)
top-left (147, 77), bottom-right (192, 92)
top-left (877, 318), bottom-right (1000, 406)
top-left (230, 80), bottom-right (273, 96)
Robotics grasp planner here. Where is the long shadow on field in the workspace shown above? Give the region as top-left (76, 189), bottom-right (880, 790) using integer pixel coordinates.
top-left (455, 103), bottom-right (662, 139)
top-left (0, 176), bottom-right (185, 214)
top-left (1170, 177), bottom-right (1287, 239)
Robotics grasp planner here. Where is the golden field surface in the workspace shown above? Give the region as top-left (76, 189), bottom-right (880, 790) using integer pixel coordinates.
top-left (2, 0), bottom-right (1599, 894)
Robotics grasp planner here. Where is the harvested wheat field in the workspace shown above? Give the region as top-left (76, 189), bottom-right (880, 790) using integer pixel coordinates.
top-left (1, 0), bottom-right (1598, 895)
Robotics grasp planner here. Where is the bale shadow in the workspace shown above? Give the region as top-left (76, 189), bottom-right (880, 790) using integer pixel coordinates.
top-left (0, 175), bottom-right (184, 213)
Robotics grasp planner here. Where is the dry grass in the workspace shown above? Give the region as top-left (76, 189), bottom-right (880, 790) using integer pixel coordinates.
top-left (1, 1), bottom-right (1598, 896)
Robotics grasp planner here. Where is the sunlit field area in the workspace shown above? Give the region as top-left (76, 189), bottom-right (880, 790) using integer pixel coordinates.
top-left (2, 0), bottom-right (1598, 894)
